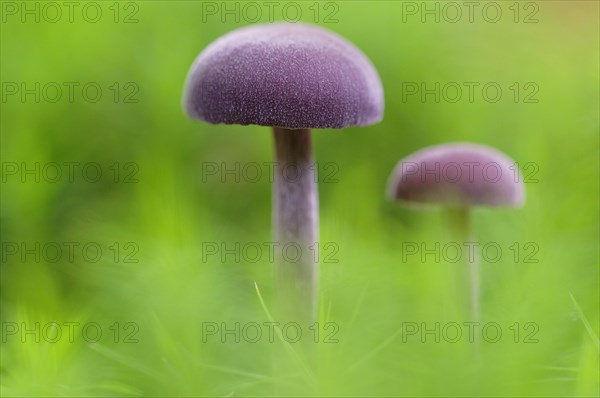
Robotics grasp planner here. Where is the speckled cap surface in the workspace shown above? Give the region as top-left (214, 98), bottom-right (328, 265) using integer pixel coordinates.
top-left (387, 143), bottom-right (525, 207)
top-left (183, 22), bottom-right (384, 129)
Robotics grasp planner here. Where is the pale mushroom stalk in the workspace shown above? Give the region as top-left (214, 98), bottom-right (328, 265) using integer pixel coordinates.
top-left (273, 127), bottom-right (319, 322)
top-left (446, 207), bottom-right (480, 324)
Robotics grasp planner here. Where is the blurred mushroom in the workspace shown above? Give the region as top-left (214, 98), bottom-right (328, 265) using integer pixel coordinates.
top-left (184, 22), bottom-right (384, 321)
top-left (387, 142), bottom-right (525, 322)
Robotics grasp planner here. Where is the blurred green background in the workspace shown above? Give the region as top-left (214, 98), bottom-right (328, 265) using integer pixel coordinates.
top-left (1, 1), bottom-right (598, 396)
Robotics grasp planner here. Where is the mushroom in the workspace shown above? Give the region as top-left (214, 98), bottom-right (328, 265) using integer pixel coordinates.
top-left (387, 142), bottom-right (525, 322)
top-left (183, 22), bottom-right (384, 322)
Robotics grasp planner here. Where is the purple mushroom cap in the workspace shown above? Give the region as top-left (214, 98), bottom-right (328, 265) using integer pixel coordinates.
top-left (183, 22), bottom-right (384, 129)
top-left (387, 143), bottom-right (525, 208)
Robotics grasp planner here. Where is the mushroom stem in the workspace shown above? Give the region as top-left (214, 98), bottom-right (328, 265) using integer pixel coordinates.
top-left (273, 127), bottom-right (319, 323)
top-left (447, 207), bottom-right (480, 325)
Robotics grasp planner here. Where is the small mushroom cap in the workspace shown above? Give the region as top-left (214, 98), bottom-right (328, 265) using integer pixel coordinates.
top-left (183, 22), bottom-right (384, 129)
top-left (387, 143), bottom-right (525, 208)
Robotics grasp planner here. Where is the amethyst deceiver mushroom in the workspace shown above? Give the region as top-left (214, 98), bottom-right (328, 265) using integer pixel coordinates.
top-left (387, 142), bottom-right (525, 323)
top-left (183, 22), bottom-right (384, 321)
